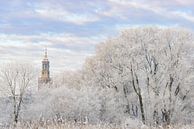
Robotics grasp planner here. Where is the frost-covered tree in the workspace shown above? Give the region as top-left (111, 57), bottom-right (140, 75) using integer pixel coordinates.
top-left (52, 70), bottom-right (82, 89)
top-left (0, 63), bottom-right (35, 124)
top-left (82, 27), bottom-right (194, 126)
top-left (21, 85), bottom-right (103, 124)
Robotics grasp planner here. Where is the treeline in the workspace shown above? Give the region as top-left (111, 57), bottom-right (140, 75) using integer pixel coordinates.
top-left (0, 27), bottom-right (194, 128)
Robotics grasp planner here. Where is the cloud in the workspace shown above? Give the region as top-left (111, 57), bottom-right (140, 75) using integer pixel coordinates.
top-left (172, 11), bottom-right (194, 22)
top-left (0, 33), bottom-right (105, 50)
top-left (34, 8), bottom-right (100, 25)
top-left (0, 0), bottom-right (194, 74)
top-left (0, 0), bottom-right (102, 28)
top-left (32, 0), bottom-right (104, 25)
top-left (173, 0), bottom-right (194, 6)
top-left (104, 0), bottom-right (194, 24)
top-left (0, 32), bottom-right (105, 74)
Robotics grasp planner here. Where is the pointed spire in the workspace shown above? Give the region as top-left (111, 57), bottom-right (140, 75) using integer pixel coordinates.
top-left (44, 47), bottom-right (48, 59)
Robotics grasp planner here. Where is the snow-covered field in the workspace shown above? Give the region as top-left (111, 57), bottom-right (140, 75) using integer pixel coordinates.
top-left (2, 122), bottom-right (194, 129)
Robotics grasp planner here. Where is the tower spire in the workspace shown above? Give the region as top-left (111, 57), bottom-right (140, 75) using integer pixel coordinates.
top-left (38, 47), bottom-right (51, 90)
top-left (44, 47), bottom-right (47, 59)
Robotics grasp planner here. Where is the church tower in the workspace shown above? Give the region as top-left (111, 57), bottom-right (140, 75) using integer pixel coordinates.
top-left (38, 48), bottom-right (51, 89)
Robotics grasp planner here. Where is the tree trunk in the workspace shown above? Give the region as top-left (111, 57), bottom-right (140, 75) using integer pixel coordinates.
top-left (138, 93), bottom-right (145, 124)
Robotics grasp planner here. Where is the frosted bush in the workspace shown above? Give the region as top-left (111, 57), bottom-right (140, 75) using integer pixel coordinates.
top-left (122, 118), bottom-right (143, 129)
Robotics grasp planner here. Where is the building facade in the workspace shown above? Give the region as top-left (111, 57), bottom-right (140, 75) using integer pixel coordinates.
top-left (38, 48), bottom-right (51, 89)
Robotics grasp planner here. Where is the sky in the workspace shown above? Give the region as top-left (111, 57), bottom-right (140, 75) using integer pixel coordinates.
top-left (0, 0), bottom-right (194, 75)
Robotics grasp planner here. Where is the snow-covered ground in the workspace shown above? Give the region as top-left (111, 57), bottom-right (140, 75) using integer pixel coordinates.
top-left (1, 122), bottom-right (194, 129)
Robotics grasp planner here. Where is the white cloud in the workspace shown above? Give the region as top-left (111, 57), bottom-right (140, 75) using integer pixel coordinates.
top-left (34, 7), bottom-right (99, 25)
top-left (0, 33), bottom-right (105, 75)
top-left (104, 0), bottom-right (194, 24)
top-left (115, 24), bottom-right (181, 33)
top-left (172, 11), bottom-right (194, 22)
top-left (0, 33), bottom-right (103, 47)
top-left (173, 0), bottom-right (194, 6)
